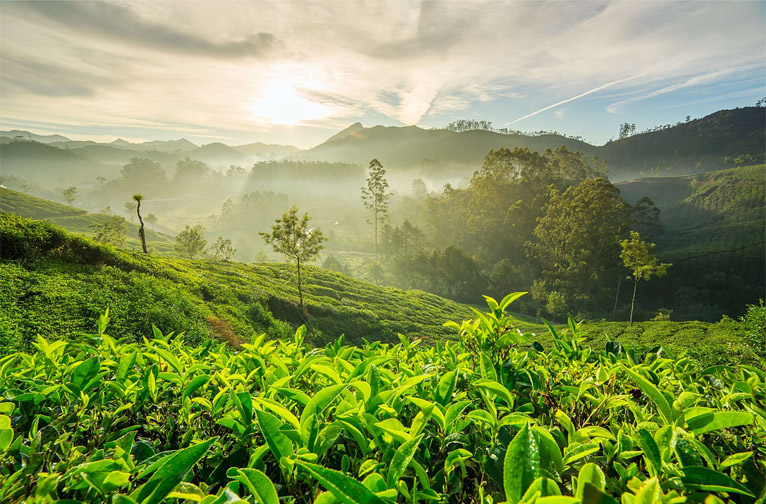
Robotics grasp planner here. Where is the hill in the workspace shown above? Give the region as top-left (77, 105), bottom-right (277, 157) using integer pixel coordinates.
top-left (0, 129), bottom-right (70, 143)
top-left (601, 107), bottom-right (765, 179)
top-left (293, 123), bottom-right (596, 169)
top-left (233, 141), bottom-right (299, 157)
top-left (0, 213), bottom-right (476, 353)
top-left (293, 107), bottom-right (764, 179)
top-left (616, 165), bottom-right (765, 319)
top-left (0, 188), bottom-right (176, 254)
top-left (0, 140), bottom-right (120, 185)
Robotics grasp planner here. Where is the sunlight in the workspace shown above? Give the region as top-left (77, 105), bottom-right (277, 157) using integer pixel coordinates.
top-left (249, 79), bottom-right (330, 126)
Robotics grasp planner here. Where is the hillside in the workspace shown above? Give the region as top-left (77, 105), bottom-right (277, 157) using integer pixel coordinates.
top-left (0, 140), bottom-right (120, 185)
top-left (602, 107), bottom-right (765, 179)
top-left (293, 123), bottom-right (596, 169)
top-left (0, 213), bottom-right (476, 353)
top-left (292, 107), bottom-right (764, 179)
top-left (0, 188), bottom-right (176, 253)
top-left (617, 165), bottom-right (765, 319)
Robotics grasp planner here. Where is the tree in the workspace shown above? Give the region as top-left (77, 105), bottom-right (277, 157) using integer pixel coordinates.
top-left (528, 178), bottom-right (630, 312)
top-left (90, 216), bottom-right (127, 246)
top-left (133, 194), bottom-right (148, 254)
top-left (620, 231), bottom-right (671, 325)
top-left (618, 122), bottom-right (636, 139)
top-left (361, 159), bottom-right (391, 263)
top-left (175, 225), bottom-right (207, 258)
top-left (96, 176), bottom-right (107, 185)
top-left (211, 236), bottom-right (236, 261)
top-left (63, 186), bottom-right (77, 206)
top-left (145, 213), bottom-right (158, 230)
top-left (124, 201), bottom-right (137, 222)
top-left (259, 206), bottom-right (327, 315)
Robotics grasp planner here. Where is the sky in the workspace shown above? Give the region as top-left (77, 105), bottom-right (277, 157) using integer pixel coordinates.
top-left (1, 1), bottom-right (764, 149)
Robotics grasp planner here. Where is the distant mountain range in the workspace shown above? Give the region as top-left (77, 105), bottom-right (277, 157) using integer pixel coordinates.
top-left (292, 107), bottom-right (764, 180)
top-left (1, 106), bottom-right (763, 184)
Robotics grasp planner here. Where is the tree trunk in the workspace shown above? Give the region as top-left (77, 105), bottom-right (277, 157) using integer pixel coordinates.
top-left (374, 206), bottom-right (378, 265)
top-left (136, 200), bottom-right (148, 254)
top-left (629, 275), bottom-right (638, 326)
top-left (297, 257), bottom-right (305, 317)
top-left (613, 274), bottom-right (621, 319)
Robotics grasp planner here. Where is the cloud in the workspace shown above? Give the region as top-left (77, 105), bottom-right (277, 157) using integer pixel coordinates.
top-left (0, 0), bottom-right (763, 146)
top-left (8, 1), bottom-right (275, 58)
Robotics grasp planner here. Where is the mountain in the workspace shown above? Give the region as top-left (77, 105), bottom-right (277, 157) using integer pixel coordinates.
top-left (616, 164), bottom-right (765, 319)
top-left (0, 212), bottom-right (474, 348)
top-left (0, 130), bottom-right (71, 143)
top-left (188, 142), bottom-right (250, 166)
top-left (136, 138), bottom-right (198, 152)
top-left (109, 138), bottom-right (133, 147)
top-left (294, 123), bottom-right (595, 169)
top-left (293, 107), bottom-right (764, 180)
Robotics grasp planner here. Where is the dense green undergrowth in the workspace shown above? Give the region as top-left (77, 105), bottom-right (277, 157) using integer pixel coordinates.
top-left (0, 212), bottom-right (474, 353)
top-left (0, 295), bottom-right (764, 503)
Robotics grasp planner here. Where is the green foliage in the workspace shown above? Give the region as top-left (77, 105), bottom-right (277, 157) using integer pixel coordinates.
top-left (361, 158), bottom-right (392, 262)
top-left (175, 224), bottom-right (207, 258)
top-left (260, 206), bottom-right (327, 313)
top-left (62, 185), bottom-right (77, 206)
top-left (740, 299), bottom-right (766, 361)
top-left (1, 215), bottom-right (472, 351)
top-left (0, 297), bottom-right (762, 503)
top-left (90, 215), bottom-right (128, 247)
top-left (210, 236), bottom-right (236, 261)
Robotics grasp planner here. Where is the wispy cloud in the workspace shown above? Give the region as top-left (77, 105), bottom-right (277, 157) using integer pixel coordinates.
top-left (0, 0), bottom-right (763, 146)
top-left (505, 72), bottom-right (648, 126)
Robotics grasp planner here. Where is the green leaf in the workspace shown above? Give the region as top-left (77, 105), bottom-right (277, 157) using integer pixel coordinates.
top-left (636, 428), bottom-right (662, 477)
top-left (474, 379), bottom-right (513, 407)
top-left (434, 369), bottom-right (458, 406)
top-left (504, 423), bottom-right (541, 504)
top-left (681, 466), bottom-right (755, 497)
top-left (623, 366), bottom-right (673, 424)
top-left (685, 410), bottom-right (754, 435)
top-left (387, 434), bottom-right (423, 488)
top-left (296, 461), bottom-right (385, 504)
top-left (720, 451), bottom-right (753, 469)
top-left (300, 384), bottom-right (347, 426)
top-left (226, 467), bottom-right (279, 504)
top-left (130, 438), bottom-right (216, 504)
top-left (182, 375), bottom-right (210, 401)
top-left (576, 464), bottom-right (605, 500)
top-left (71, 357), bottom-right (100, 389)
top-left (634, 477), bottom-right (662, 504)
top-left (581, 483), bottom-right (619, 504)
top-left (256, 409), bottom-right (293, 462)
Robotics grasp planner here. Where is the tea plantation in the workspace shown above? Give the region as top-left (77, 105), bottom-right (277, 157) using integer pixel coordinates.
top-left (0, 296), bottom-right (763, 503)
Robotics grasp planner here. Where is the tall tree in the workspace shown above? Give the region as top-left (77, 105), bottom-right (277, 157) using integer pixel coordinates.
top-left (361, 159), bottom-right (391, 263)
top-left (260, 206), bottom-right (327, 315)
top-left (124, 201), bottom-right (137, 222)
top-left (620, 231), bottom-right (671, 325)
top-left (63, 186), bottom-right (77, 206)
top-left (145, 213), bottom-right (158, 230)
top-left (133, 194), bottom-right (148, 254)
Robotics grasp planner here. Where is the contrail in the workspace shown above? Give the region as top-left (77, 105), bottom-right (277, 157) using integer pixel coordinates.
top-left (503, 72), bottom-right (647, 126)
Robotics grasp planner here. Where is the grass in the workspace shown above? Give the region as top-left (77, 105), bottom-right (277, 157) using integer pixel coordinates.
top-left (0, 212), bottom-right (475, 354)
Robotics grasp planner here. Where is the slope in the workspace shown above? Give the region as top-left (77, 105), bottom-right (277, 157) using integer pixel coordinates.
top-left (601, 106), bottom-right (765, 180)
top-left (0, 213), bottom-right (475, 353)
top-left (0, 188), bottom-right (176, 254)
top-left (616, 165), bottom-right (765, 319)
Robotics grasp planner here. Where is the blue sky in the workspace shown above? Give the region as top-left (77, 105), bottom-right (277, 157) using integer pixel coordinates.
top-left (1, 1), bottom-right (764, 148)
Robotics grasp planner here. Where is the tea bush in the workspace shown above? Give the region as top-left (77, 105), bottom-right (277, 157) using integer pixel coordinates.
top-left (0, 295), bottom-right (763, 503)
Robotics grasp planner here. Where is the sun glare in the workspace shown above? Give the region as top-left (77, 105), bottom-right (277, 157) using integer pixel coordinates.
top-left (249, 80), bottom-right (330, 126)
